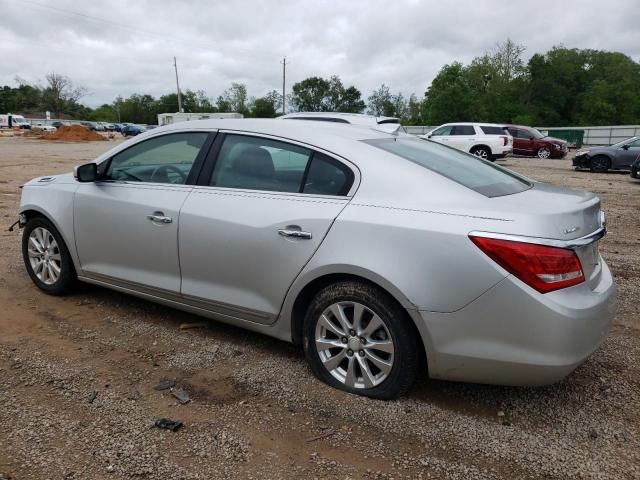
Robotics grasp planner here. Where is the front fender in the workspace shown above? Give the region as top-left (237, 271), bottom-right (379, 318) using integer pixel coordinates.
top-left (20, 183), bottom-right (81, 273)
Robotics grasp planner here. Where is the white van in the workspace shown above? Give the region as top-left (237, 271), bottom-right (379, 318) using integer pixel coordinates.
top-left (0, 114), bottom-right (30, 129)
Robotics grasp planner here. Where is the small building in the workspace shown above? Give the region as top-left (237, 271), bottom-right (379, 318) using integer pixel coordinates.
top-left (157, 112), bottom-right (243, 126)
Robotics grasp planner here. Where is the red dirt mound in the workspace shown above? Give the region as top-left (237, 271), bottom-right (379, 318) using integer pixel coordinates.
top-left (41, 125), bottom-right (107, 142)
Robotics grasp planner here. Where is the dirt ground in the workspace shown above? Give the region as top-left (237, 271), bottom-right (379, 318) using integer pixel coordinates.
top-left (0, 137), bottom-right (638, 480)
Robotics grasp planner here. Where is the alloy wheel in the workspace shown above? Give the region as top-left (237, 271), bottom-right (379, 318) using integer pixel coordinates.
top-left (27, 227), bottom-right (62, 285)
top-left (472, 148), bottom-right (488, 160)
top-left (537, 147), bottom-right (551, 159)
top-left (315, 301), bottom-right (395, 389)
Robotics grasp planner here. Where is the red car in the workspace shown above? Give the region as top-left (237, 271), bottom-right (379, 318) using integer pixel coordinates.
top-left (503, 125), bottom-right (568, 159)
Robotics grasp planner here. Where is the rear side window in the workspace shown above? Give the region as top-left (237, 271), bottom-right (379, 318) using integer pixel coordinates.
top-left (451, 125), bottom-right (476, 135)
top-left (209, 134), bottom-right (353, 195)
top-left (211, 135), bottom-right (310, 193)
top-left (480, 126), bottom-right (507, 135)
top-left (364, 137), bottom-right (531, 197)
top-left (303, 153), bottom-right (354, 196)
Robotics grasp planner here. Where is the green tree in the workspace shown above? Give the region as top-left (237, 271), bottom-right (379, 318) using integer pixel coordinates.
top-left (290, 76), bottom-right (364, 112)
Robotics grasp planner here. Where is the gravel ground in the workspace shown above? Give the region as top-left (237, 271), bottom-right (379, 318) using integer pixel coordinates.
top-left (0, 137), bottom-right (638, 479)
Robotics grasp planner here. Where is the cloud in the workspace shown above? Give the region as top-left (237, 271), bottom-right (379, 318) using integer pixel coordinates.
top-left (1, 0), bottom-right (638, 106)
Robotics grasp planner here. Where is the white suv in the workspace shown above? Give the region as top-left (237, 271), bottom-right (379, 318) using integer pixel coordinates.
top-left (422, 123), bottom-right (513, 161)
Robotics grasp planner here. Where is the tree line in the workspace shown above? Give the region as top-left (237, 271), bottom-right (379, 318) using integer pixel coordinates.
top-left (2, 40), bottom-right (639, 126)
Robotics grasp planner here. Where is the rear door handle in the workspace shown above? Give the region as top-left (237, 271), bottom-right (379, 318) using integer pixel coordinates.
top-left (278, 229), bottom-right (312, 240)
top-left (147, 211), bottom-right (172, 224)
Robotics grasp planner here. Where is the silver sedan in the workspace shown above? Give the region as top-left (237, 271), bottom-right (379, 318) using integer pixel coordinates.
top-left (17, 119), bottom-right (616, 399)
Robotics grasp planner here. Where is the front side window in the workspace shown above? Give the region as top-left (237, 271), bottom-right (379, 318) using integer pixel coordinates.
top-left (627, 138), bottom-right (640, 149)
top-left (106, 132), bottom-right (208, 184)
top-left (451, 125), bottom-right (476, 135)
top-left (209, 134), bottom-right (354, 195)
top-left (366, 137), bottom-right (531, 197)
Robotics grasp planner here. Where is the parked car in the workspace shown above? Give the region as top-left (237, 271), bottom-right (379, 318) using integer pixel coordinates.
top-left (631, 156), bottom-right (640, 179)
top-left (573, 137), bottom-right (640, 172)
top-left (121, 124), bottom-right (145, 137)
top-left (421, 123), bottom-right (513, 161)
top-left (51, 121), bottom-right (71, 129)
top-left (280, 112), bottom-right (400, 126)
top-left (503, 125), bottom-right (568, 159)
top-left (16, 119), bottom-right (615, 399)
top-left (31, 123), bottom-right (57, 133)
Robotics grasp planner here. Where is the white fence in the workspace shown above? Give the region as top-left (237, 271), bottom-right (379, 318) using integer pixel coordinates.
top-left (404, 125), bottom-right (640, 146)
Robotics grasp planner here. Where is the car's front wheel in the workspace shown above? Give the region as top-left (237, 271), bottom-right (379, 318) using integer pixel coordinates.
top-left (537, 147), bottom-right (551, 159)
top-left (590, 155), bottom-right (611, 173)
top-left (303, 281), bottom-right (421, 400)
top-left (22, 216), bottom-right (76, 295)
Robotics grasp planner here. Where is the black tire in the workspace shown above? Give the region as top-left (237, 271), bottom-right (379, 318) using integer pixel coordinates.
top-left (470, 146), bottom-right (492, 161)
top-left (22, 216), bottom-right (77, 295)
top-left (590, 155), bottom-right (611, 173)
top-left (303, 281), bottom-right (422, 400)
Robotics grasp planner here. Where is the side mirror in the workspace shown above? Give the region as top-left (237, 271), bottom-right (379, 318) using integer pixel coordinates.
top-left (74, 162), bottom-right (98, 182)
top-left (622, 144), bottom-right (630, 150)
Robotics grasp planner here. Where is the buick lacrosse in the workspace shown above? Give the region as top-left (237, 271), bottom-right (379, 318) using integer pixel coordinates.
top-left (17, 119), bottom-right (616, 399)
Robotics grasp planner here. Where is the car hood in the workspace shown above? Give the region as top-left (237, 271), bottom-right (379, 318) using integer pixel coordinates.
top-left (576, 146), bottom-right (615, 156)
top-left (544, 136), bottom-right (567, 145)
top-left (23, 172), bottom-right (76, 186)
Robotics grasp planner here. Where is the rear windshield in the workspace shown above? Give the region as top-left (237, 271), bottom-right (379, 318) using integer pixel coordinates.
top-left (363, 137), bottom-right (531, 197)
top-left (480, 125), bottom-right (507, 135)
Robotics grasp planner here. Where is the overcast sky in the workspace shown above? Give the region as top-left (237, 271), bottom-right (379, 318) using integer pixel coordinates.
top-left (1, 0), bottom-right (639, 107)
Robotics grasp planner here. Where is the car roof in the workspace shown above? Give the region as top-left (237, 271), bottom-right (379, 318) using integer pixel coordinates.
top-left (438, 122), bottom-right (507, 127)
top-left (503, 124), bottom-right (534, 129)
top-left (279, 112), bottom-right (400, 126)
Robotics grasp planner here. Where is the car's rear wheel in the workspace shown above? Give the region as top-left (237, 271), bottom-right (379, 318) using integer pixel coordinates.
top-left (303, 281), bottom-right (421, 400)
top-left (22, 217), bottom-right (76, 295)
top-left (590, 155), bottom-right (611, 173)
top-left (470, 146), bottom-right (491, 161)
top-left (537, 147), bottom-right (551, 159)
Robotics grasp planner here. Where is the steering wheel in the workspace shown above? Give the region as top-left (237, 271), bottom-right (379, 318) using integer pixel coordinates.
top-left (150, 164), bottom-right (187, 184)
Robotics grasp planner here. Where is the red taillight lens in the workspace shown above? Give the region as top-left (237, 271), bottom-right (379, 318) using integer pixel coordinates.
top-left (500, 136), bottom-right (508, 146)
top-left (469, 235), bottom-right (585, 293)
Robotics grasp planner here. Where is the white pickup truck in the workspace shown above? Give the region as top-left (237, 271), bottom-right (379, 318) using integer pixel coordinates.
top-left (0, 114), bottom-right (30, 129)
top-left (422, 122), bottom-right (513, 161)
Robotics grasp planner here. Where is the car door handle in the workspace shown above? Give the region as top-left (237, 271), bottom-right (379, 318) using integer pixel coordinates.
top-left (278, 229), bottom-right (312, 239)
top-left (147, 212), bottom-right (172, 224)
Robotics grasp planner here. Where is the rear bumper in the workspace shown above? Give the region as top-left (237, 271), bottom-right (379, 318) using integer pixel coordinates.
top-left (416, 259), bottom-right (616, 386)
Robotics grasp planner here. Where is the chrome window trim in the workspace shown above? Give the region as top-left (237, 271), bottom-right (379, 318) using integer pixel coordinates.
top-left (469, 226), bottom-right (606, 249)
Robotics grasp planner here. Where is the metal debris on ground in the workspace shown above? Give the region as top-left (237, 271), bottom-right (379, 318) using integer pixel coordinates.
top-left (171, 388), bottom-right (191, 404)
top-left (154, 418), bottom-right (183, 432)
top-left (305, 429), bottom-right (335, 443)
top-left (179, 322), bottom-right (208, 330)
top-left (153, 380), bottom-right (176, 391)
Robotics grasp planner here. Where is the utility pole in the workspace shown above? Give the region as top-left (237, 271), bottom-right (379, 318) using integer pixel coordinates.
top-left (280, 56), bottom-right (290, 115)
top-left (174, 56), bottom-right (183, 113)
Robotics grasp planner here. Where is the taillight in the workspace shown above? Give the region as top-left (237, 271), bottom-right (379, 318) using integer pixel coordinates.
top-left (500, 136), bottom-right (508, 146)
top-left (469, 235), bottom-right (585, 293)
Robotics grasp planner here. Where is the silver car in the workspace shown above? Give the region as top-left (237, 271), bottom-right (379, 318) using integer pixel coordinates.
top-left (17, 119), bottom-right (616, 399)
